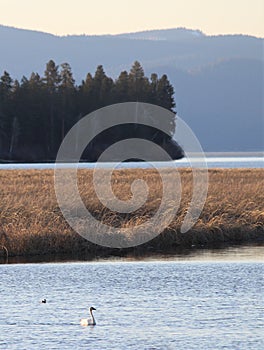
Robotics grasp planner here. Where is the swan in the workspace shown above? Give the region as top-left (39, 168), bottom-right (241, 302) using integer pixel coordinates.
top-left (41, 299), bottom-right (46, 303)
top-left (80, 307), bottom-right (96, 326)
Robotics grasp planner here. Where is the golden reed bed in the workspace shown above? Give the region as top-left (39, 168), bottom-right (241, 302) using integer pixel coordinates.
top-left (0, 168), bottom-right (263, 257)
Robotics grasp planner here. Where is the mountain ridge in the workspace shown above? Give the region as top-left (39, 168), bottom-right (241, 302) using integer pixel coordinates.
top-left (0, 24), bottom-right (263, 152)
top-left (1, 24), bottom-right (263, 40)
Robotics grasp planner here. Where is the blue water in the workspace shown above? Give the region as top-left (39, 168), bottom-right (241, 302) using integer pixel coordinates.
top-left (0, 156), bottom-right (263, 170)
top-left (0, 251), bottom-right (263, 350)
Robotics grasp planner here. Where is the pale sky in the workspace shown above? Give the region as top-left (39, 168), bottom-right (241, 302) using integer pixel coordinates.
top-left (0, 0), bottom-right (263, 37)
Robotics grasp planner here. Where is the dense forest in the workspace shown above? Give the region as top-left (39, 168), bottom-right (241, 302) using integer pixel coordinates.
top-left (0, 60), bottom-right (183, 162)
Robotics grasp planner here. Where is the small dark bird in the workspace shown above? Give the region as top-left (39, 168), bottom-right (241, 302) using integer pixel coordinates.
top-left (41, 299), bottom-right (47, 303)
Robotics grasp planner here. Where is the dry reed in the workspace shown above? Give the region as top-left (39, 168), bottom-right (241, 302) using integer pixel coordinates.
top-left (0, 168), bottom-right (263, 257)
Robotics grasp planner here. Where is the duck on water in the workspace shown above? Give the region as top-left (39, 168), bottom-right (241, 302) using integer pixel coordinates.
top-left (80, 307), bottom-right (96, 326)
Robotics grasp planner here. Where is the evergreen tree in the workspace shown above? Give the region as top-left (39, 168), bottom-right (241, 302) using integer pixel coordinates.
top-left (0, 71), bottom-right (13, 96)
top-left (93, 65), bottom-right (113, 106)
top-left (27, 72), bottom-right (46, 155)
top-left (0, 71), bottom-right (13, 157)
top-left (59, 62), bottom-right (76, 140)
top-left (60, 63), bottom-right (75, 89)
top-left (100, 75), bottom-right (114, 106)
top-left (0, 71), bottom-right (13, 120)
top-left (150, 73), bottom-right (158, 103)
top-left (156, 74), bottom-right (176, 135)
top-left (129, 61), bottom-right (145, 81)
top-left (128, 61), bottom-right (149, 101)
top-left (157, 74), bottom-right (175, 111)
top-left (115, 71), bottom-right (130, 102)
top-left (44, 60), bottom-right (61, 157)
top-left (79, 73), bottom-right (94, 115)
top-left (44, 60), bottom-right (61, 92)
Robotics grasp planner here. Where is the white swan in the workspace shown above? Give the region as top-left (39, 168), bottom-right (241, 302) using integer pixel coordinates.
top-left (80, 306), bottom-right (96, 326)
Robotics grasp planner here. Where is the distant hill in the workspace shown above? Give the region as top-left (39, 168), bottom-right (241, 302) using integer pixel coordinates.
top-left (0, 25), bottom-right (263, 152)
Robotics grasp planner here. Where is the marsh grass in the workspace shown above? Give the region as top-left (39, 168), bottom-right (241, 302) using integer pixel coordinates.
top-left (0, 168), bottom-right (263, 257)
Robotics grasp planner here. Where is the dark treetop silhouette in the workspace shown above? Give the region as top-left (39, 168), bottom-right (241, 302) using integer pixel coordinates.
top-left (0, 60), bottom-right (184, 162)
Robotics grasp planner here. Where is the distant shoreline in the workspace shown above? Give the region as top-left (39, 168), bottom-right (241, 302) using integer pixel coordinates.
top-left (1, 151), bottom-right (263, 164)
top-left (204, 151), bottom-right (264, 157)
top-left (0, 168), bottom-right (263, 261)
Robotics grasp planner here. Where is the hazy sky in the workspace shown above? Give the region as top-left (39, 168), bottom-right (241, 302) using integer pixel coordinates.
top-left (0, 0), bottom-right (263, 37)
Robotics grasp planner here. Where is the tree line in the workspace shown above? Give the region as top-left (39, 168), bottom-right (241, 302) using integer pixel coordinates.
top-left (0, 60), bottom-right (181, 162)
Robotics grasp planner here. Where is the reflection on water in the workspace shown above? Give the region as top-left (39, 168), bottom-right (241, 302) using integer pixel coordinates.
top-left (1, 244), bottom-right (264, 265)
top-left (165, 244), bottom-right (264, 262)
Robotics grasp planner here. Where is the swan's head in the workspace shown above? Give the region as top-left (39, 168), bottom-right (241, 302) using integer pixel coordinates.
top-left (41, 299), bottom-right (46, 303)
top-left (90, 306), bottom-right (96, 311)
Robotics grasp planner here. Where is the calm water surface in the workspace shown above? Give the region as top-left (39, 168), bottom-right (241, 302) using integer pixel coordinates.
top-left (0, 156), bottom-right (263, 170)
top-left (0, 249), bottom-right (263, 350)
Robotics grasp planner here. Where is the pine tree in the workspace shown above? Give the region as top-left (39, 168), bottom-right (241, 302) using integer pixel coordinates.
top-left (59, 62), bottom-right (76, 140)
top-left (44, 60), bottom-right (61, 157)
top-left (128, 61), bottom-right (149, 101)
top-left (115, 71), bottom-right (129, 102)
top-left (157, 74), bottom-right (175, 111)
top-left (0, 71), bottom-right (13, 127)
top-left (44, 60), bottom-right (61, 92)
top-left (0, 71), bottom-right (13, 96)
top-left (0, 71), bottom-right (14, 157)
top-left (156, 74), bottom-right (176, 136)
top-left (150, 73), bottom-right (158, 103)
top-left (79, 72), bottom-right (94, 115)
top-left (93, 65), bottom-right (113, 106)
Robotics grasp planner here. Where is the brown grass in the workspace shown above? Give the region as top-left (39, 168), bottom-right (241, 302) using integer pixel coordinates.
top-left (0, 168), bottom-right (263, 257)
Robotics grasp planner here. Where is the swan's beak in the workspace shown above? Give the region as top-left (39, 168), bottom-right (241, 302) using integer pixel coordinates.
top-left (91, 307), bottom-right (96, 310)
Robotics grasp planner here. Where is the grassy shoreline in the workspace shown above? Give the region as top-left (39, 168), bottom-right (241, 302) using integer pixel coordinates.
top-left (0, 168), bottom-right (263, 259)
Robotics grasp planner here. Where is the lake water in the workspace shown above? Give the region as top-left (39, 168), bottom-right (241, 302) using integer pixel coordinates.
top-left (0, 247), bottom-right (263, 350)
top-left (0, 156), bottom-right (263, 170)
